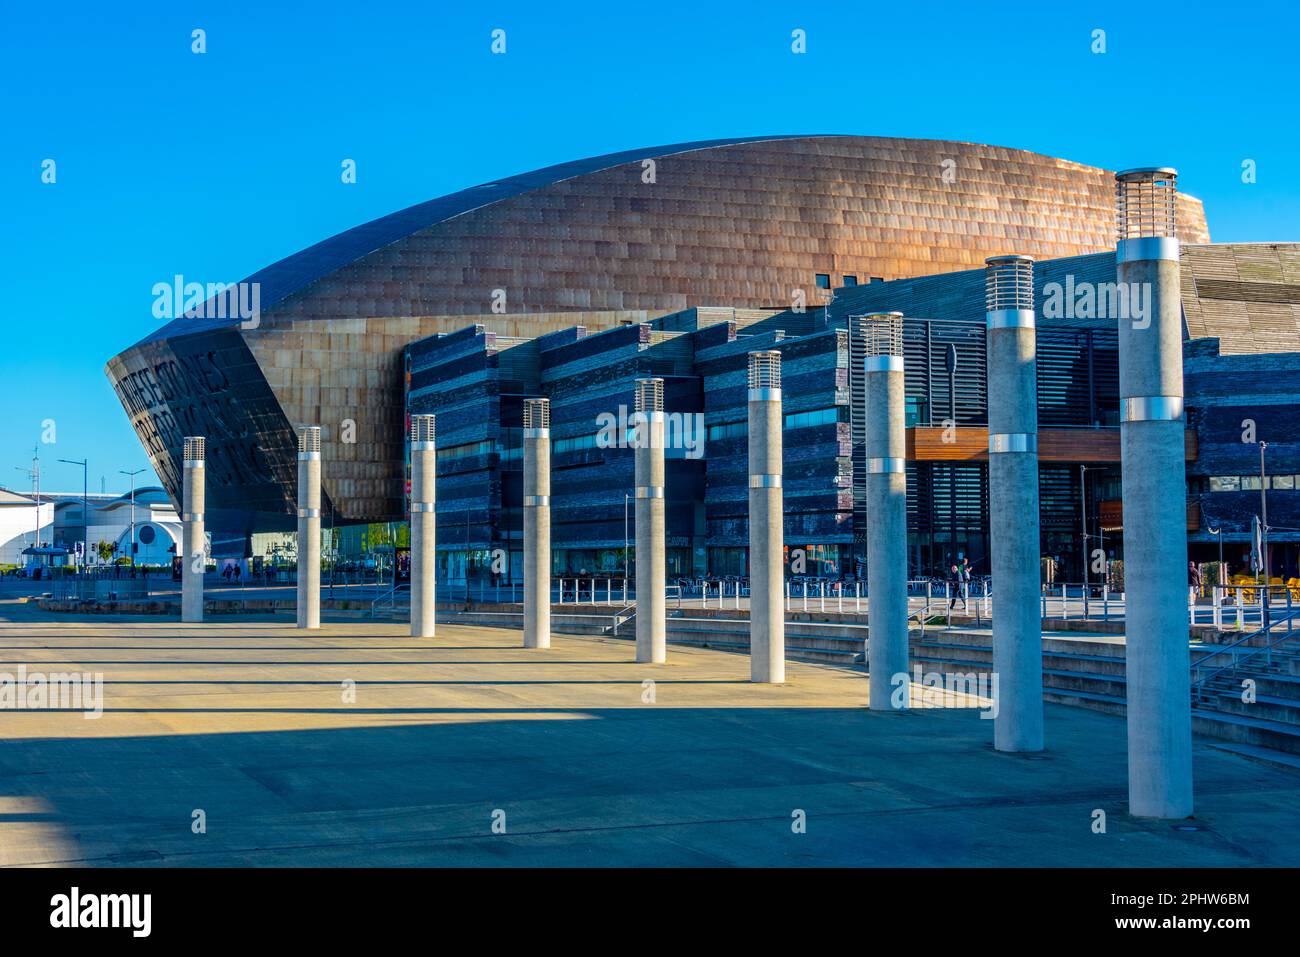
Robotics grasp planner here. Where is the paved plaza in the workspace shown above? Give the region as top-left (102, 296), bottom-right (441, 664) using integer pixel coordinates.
top-left (1, 601), bottom-right (1297, 867)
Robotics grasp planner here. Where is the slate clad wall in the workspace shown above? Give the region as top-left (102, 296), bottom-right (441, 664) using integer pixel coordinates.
top-left (1181, 244), bottom-right (1300, 354)
top-left (540, 325), bottom-right (703, 555)
top-left (406, 326), bottom-right (511, 550)
top-left (695, 329), bottom-right (851, 550)
top-left (1185, 345), bottom-right (1300, 544)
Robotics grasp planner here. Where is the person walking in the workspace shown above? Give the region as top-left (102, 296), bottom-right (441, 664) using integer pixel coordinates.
top-left (1188, 560), bottom-right (1202, 607)
top-left (959, 556), bottom-right (972, 610)
top-left (947, 563), bottom-right (963, 613)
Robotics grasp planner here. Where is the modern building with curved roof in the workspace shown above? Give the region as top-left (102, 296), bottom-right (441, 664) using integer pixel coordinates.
top-left (106, 134), bottom-right (1212, 542)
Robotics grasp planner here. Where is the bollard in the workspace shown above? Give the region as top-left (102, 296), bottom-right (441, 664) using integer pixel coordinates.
top-left (409, 415), bottom-right (437, 638)
top-left (523, 398), bottom-right (552, 649)
top-left (747, 351), bottom-right (785, 683)
top-left (1116, 168), bottom-right (1193, 817)
top-left (296, 426), bottom-right (321, 630)
top-left (181, 436), bottom-right (206, 623)
top-left (860, 312), bottom-right (909, 710)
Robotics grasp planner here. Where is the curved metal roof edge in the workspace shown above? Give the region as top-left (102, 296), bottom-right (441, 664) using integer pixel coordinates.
top-left (125, 134), bottom-right (1203, 352)
top-left (134, 134), bottom-right (825, 348)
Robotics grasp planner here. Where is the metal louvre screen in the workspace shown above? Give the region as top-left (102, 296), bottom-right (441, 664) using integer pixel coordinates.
top-left (905, 318), bottom-right (988, 428)
top-left (909, 462), bottom-right (990, 575)
top-left (851, 317), bottom-right (1121, 551)
top-left (851, 316), bottom-right (986, 547)
top-left (1038, 465), bottom-right (1079, 532)
top-left (1037, 328), bottom-right (1120, 428)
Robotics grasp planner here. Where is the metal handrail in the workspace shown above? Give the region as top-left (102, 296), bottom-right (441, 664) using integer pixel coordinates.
top-left (1190, 607), bottom-right (1300, 695)
top-left (609, 604), bottom-right (636, 637)
top-left (907, 606), bottom-right (937, 638)
top-left (369, 583), bottom-right (410, 618)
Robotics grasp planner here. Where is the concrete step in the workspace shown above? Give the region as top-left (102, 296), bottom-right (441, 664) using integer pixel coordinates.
top-left (1191, 709), bottom-right (1300, 755)
top-left (1207, 741), bottom-right (1300, 774)
top-left (437, 611), bottom-right (618, 636)
top-left (658, 622), bottom-right (865, 666)
top-left (915, 643), bottom-right (1132, 679)
top-left (916, 648), bottom-right (1300, 752)
top-left (665, 616), bottom-right (869, 641)
top-left (1039, 684), bottom-right (1300, 753)
top-left (1043, 686), bottom-right (1128, 718)
top-left (1041, 669), bottom-right (1128, 698)
top-left (1249, 673), bottom-right (1300, 701)
top-left (912, 653), bottom-right (1129, 700)
top-left (918, 629), bottom-right (1130, 661)
top-left (1195, 692), bottom-right (1300, 726)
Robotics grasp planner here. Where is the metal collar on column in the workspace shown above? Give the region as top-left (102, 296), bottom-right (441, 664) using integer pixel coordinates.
top-left (1121, 396), bottom-right (1185, 422)
top-left (988, 432), bottom-right (1038, 453)
top-left (865, 457), bottom-right (906, 473)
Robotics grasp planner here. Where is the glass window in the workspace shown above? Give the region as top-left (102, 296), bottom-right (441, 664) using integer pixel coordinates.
top-left (707, 421), bottom-right (746, 442)
top-left (782, 406), bottom-right (847, 430)
top-left (1209, 476), bottom-right (1241, 492)
top-left (842, 275), bottom-right (858, 287)
top-left (1242, 475), bottom-right (1262, 491)
top-left (437, 440), bottom-right (494, 462)
top-left (905, 395), bottom-right (927, 427)
top-left (1271, 475), bottom-right (1295, 489)
top-left (815, 274), bottom-right (831, 289)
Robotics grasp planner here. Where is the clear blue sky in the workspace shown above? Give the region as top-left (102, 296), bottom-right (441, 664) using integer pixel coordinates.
top-left (3, 0), bottom-right (1296, 497)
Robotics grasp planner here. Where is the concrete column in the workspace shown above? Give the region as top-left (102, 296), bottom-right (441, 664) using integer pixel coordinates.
top-left (1116, 168), bottom-right (1193, 818)
top-left (861, 315), bottom-right (908, 710)
top-left (181, 436), bottom-right (205, 623)
top-left (634, 379), bottom-right (666, 663)
top-left (523, 398), bottom-right (551, 649)
top-left (296, 426), bottom-right (321, 630)
top-left (410, 415), bottom-right (437, 638)
top-left (985, 257), bottom-right (1044, 749)
top-left (748, 351), bottom-right (784, 683)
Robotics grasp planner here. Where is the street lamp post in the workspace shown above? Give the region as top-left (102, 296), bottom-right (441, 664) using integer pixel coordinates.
top-left (14, 451), bottom-right (40, 554)
top-left (119, 468), bottom-right (146, 565)
top-left (1099, 525), bottom-right (1105, 584)
top-left (623, 492), bottom-right (630, 582)
top-left (1260, 441), bottom-right (1270, 626)
top-left (1201, 522), bottom-right (1222, 613)
top-left (59, 458), bottom-right (88, 567)
top-left (1080, 464), bottom-right (1089, 614)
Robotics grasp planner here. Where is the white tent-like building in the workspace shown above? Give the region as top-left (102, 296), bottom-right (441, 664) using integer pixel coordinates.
top-left (49, 486), bottom-right (184, 567)
top-left (82, 487), bottom-right (182, 565)
top-left (0, 488), bottom-right (56, 567)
